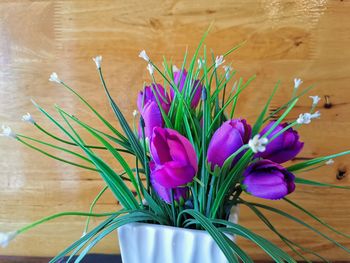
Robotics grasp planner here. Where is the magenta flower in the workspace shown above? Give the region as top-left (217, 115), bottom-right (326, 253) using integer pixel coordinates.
top-left (150, 161), bottom-right (188, 203)
top-left (137, 84), bottom-right (170, 138)
top-left (207, 119), bottom-right (251, 169)
top-left (170, 69), bottom-right (202, 108)
top-left (150, 127), bottom-right (198, 189)
top-left (242, 160), bottom-right (296, 200)
top-left (255, 121), bottom-right (304, 163)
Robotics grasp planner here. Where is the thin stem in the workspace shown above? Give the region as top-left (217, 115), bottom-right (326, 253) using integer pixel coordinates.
top-left (17, 134), bottom-right (92, 163)
top-left (170, 189), bottom-right (177, 227)
top-left (17, 211), bottom-right (123, 234)
top-left (17, 137), bottom-right (99, 172)
top-left (34, 123), bottom-right (130, 153)
top-left (83, 185), bottom-right (109, 234)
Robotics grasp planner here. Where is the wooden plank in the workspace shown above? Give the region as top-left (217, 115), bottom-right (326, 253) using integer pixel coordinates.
top-left (0, 0), bottom-right (349, 261)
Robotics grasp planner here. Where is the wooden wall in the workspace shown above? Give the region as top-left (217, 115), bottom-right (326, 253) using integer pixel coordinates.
top-left (0, 0), bottom-right (349, 261)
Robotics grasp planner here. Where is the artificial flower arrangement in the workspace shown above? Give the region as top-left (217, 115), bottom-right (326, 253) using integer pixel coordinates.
top-left (1, 33), bottom-right (350, 262)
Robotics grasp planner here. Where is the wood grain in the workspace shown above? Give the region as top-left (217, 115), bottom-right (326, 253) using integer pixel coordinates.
top-left (0, 0), bottom-right (350, 261)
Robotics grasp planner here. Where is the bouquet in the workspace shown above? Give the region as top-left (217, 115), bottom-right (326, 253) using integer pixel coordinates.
top-left (1, 32), bottom-right (350, 262)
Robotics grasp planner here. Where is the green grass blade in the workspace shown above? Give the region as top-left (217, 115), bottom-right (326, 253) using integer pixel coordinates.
top-left (243, 200), bottom-right (350, 254)
top-left (214, 221), bottom-right (296, 263)
top-left (16, 137), bottom-right (99, 172)
top-left (178, 209), bottom-right (239, 263)
top-left (242, 200), bottom-right (328, 262)
top-left (97, 68), bottom-right (145, 165)
top-left (58, 107), bottom-right (142, 203)
top-left (284, 197), bottom-right (350, 239)
top-left (288, 150), bottom-right (350, 171)
top-left (251, 81), bottom-right (280, 136)
top-left (59, 81), bottom-right (128, 142)
top-left (294, 177), bottom-right (350, 190)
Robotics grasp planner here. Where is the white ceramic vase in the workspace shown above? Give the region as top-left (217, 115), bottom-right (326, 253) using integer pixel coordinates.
top-left (117, 206), bottom-right (239, 263)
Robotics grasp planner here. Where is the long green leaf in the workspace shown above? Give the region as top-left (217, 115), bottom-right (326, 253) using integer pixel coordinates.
top-left (243, 200), bottom-right (350, 254)
top-left (178, 209), bottom-right (239, 263)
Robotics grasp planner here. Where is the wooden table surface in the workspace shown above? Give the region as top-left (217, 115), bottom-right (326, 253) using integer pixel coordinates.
top-left (0, 0), bottom-right (350, 261)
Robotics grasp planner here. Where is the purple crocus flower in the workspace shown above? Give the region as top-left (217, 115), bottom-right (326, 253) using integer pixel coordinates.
top-left (139, 101), bottom-right (163, 139)
top-left (255, 121), bottom-right (304, 163)
top-left (242, 160), bottom-right (296, 200)
top-left (170, 69), bottom-right (202, 108)
top-left (150, 127), bottom-right (198, 189)
top-left (207, 119), bottom-right (251, 169)
top-left (137, 84), bottom-right (170, 138)
top-left (137, 84), bottom-right (170, 114)
top-left (150, 161), bottom-right (188, 204)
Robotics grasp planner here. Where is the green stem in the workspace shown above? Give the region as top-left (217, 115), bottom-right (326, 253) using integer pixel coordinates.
top-left (170, 189), bottom-right (177, 227)
top-left (17, 134), bottom-right (92, 163)
top-left (17, 211), bottom-right (122, 234)
top-left (83, 185), bottom-right (109, 234)
top-left (34, 123), bottom-right (130, 153)
top-left (17, 137), bottom-right (99, 172)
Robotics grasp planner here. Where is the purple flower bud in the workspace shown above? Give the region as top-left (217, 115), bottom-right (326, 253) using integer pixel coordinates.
top-left (255, 121), bottom-right (304, 163)
top-left (137, 84), bottom-right (170, 138)
top-left (150, 161), bottom-right (188, 203)
top-left (139, 101), bottom-right (163, 139)
top-left (137, 84), bottom-right (170, 114)
top-left (170, 69), bottom-right (202, 108)
top-left (242, 160), bottom-right (295, 200)
top-left (150, 127), bottom-right (198, 188)
top-left (207, 119), bottom-right (251, 169)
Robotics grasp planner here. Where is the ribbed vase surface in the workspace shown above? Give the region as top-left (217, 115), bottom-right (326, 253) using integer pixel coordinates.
top-left (118, 222), bottom-right (230, 263)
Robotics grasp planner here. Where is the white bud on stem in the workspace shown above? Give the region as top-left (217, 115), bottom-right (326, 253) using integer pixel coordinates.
top-left (93, 55), bottom-right (102, 69)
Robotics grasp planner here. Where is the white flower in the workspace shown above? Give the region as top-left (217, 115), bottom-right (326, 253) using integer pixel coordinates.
top-left (147, 63), bottom-right (154, 75)
top-left (223, 65), bottom-right (232, 80)
top-left (215, 55), bottom-right (225, 68)
top-left (309, 95), bottom-right (321, 106)
top-left (81, 231), bottom-right (87, 238)
top-left (139, 50), bottom-right (150, 62)
top-left (172, 65), bottom-right (179, 72)
top-left (22, 113), bottom-right (35, 124)
top-left (92, 55), bottom-right (102, 69)
top-left (248, 135), bottom-right (268, 153)
top-left (49, 72), bottom-right (61, 83)
top-left (142, 199), bottom-right (149, 206)
top-left (326, 159), bottom-right (334, 165)
top-left (0, 231), bottom-right (17, 248)
top-left (133, 110), bottom-right (138, 117)
top-left (294, 78), bottom-right (303, 89)
top-left (296, 111), bottom-right (321, 124)
top-left (1, 125), bottom-right (16, 139)
top-left (198, 59), bottom-right (204, 69)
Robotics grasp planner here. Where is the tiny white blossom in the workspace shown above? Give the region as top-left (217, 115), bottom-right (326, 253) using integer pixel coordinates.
top-left (215, 55), bottom-right (225, 68)
top-left (147, 63), bottom-right (154, 75)
top-left (294, 78), bottom-right (303, 89)
top-left (223, 65), bottom-right (232, 80)
top-left (81, 231), bottom-right (87, 238)
top-left (139, 50), bottom-right (150, 62)
top-left (1, 125), bottom-right (16, 139)
top-left (326, 159), bottom-right (334, 165)
top-left (49, 72), bottom-right (61, 83)
top-left (133, 110), bottom-right (138, 117)
top-left (142, 199), bottom-right (149, 206)
top-left (172, 65), bottom-right (179, 72)
top-left (22, 113), bottom-right (35, 124)
top-left (92, 55), bottom-right (102, 69)
top-left (248, 135), bottom-right (268, 153)
top-left (296, 111), bottom-right (321, 124)
top-left (198, 59), bottom-right (204, 69)
top-left (0, 231), bottom-right (17, 248)
top-left (309, 95), bottom-right (321, 106)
